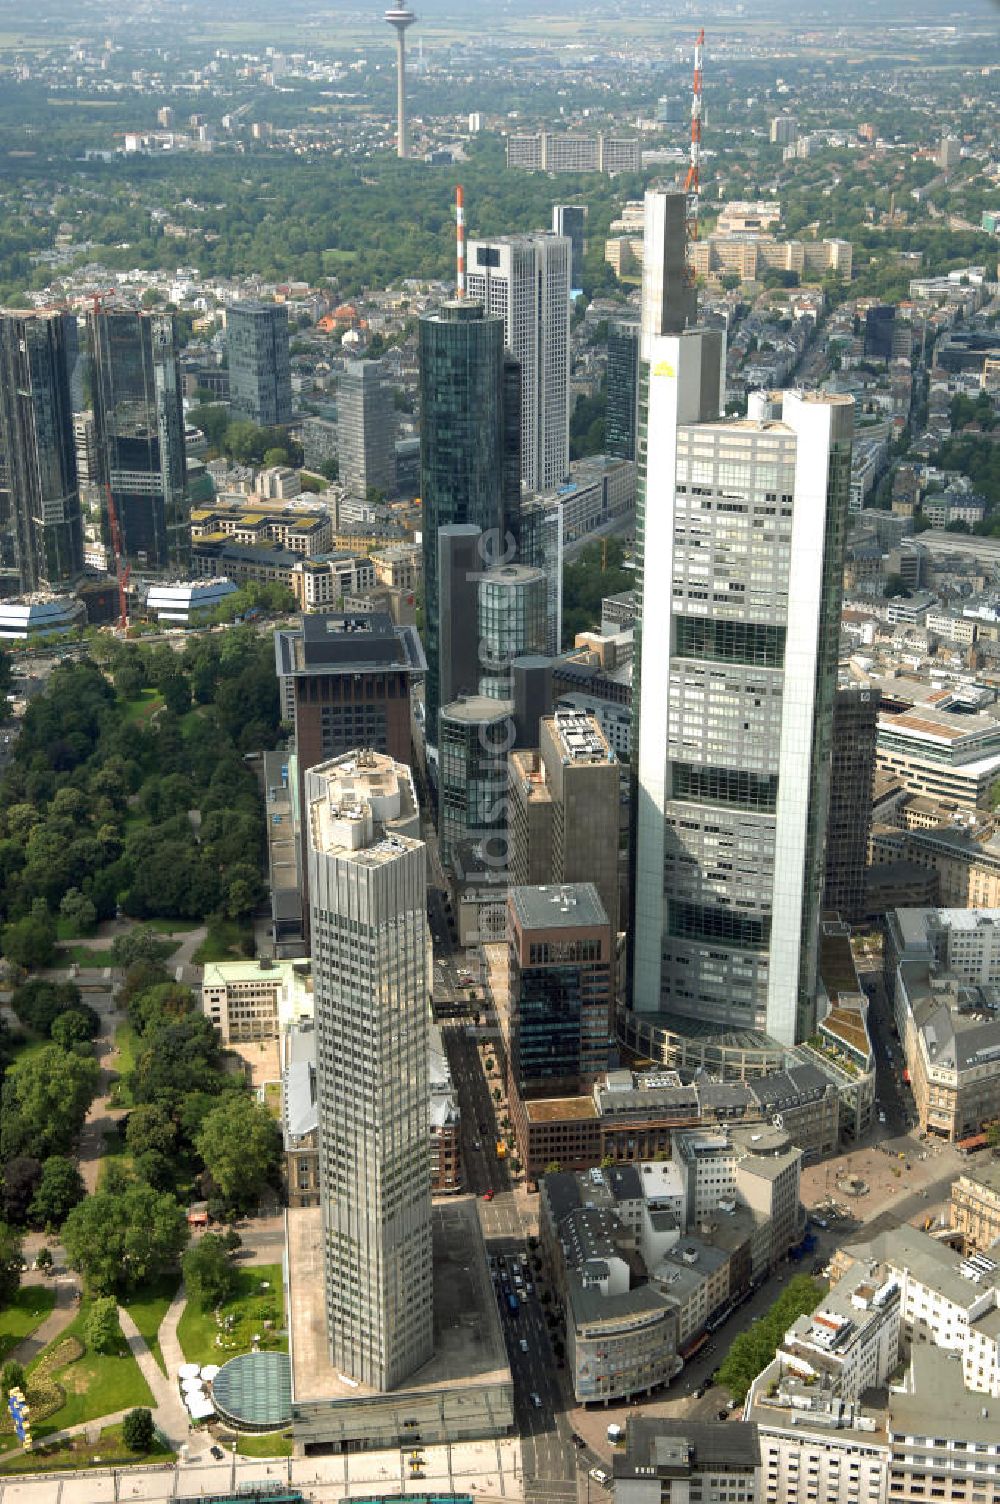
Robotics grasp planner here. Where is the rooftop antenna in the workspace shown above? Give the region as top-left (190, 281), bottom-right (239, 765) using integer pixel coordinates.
top-left (455, 184), bottom-right (466, 298)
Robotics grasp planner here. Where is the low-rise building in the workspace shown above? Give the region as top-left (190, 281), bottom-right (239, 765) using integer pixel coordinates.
top-left (614, 1418), bottom-right (761, 1504)
top-left (429, 1023), bottom-right (461, 1194)
top-left (540, 1129), bottom-right (803, 1399)
top-left (951, 1161), bottom-right (1000, 1253)
top-left (876, 697), bottom-right (1000, 811)
top-left (201, 957), bottom-right (313, 1045)
top-left (289, 553), bottom-right (376, 612)
top-left (885, 907), bottom-right (1000, 1140)
top-left (370, 544), bottom-right (422, 591)
top-left (190, 501), bottom-right (333, 556)
top-left (540, 1171), bottom-right (682, 1404)
top-left (144, 577), bottom-right (238, 625)
top-left (509, 1063), bottom-right (840, 1185)
top-left (747, 1257), bottom-right (901, 1504)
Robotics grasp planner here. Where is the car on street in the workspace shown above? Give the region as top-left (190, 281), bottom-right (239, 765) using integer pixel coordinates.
top-left (572, 1433), bottom-right (586, 1449)
top-left (520, 1338), bottom-right (529, 1353)
top-left (590, 1468), bottom-right (611, 1487)
top-left (483, 1189), bottom-right (495, 1201)
top-left (531, 1392), bottom-right (542, 1408)
top-left (210, 1445), bottom-right (225, 1459)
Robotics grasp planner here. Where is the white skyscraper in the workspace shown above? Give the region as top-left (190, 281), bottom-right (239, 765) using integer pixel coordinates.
top-left (305, 750), bottom-right (433, 1391)
top-left (631, 330), bottom-right (853, 1049)
top-left (466, 232), bottom-right (571, 492)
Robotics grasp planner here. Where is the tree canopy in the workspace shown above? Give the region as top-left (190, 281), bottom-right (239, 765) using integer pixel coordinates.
top-left (61, 1183), bottom-right (188, 1294)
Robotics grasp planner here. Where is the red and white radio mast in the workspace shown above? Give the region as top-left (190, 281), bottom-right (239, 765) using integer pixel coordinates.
top-left (455, 184), bottom-right (466, 297)
top-left (684, 29), bottom-right (705, 244)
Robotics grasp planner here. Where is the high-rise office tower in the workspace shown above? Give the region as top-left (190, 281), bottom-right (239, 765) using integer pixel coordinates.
top-left (89, 308), bottom-right (187, 570)
top-left (0, 312), bottom-right (84, 592)
top-left (518, 496), bottom-right (563, 656)
top-left (338, 359), bottom-right (395, 500)
top-left (477, 563), bottom-right (548, 699)
top-left (466, 232), bottom-right (571, 492)
top-left (864, 306), bottom-right (896, 363)
top-left (640, 189), bottom-right (696, 342)
top-left (508, 883), bottom-right (613, 1098)
top-left (305, 750), bottom-right (433, 1390)
top-left (501, 352), bottom-right (523, 551)
top-left (824, 685), bottom-right (880, 924)
top-left (438, 524), bottom-right (483, 710)
top-left (60, 311), bottom-right (86, 412)
top-left (227, 301), bottom-right (292, 427)
top-left (606, 319), bottom-right (639, 462)
top-left (552, 204), bottom-right (587, 289)
top-left (509, 708), bottom-right (620, 943)
top-left (439, 695), bottom-right (513, 872)
top-left (72, 412), bottom-right (99, 487)
top-left (384, 5), bottom-right (416, 159)
top-left (419, 301), bottom-right (518, 757)
top-left (631, 337), bottom-right (854, 1047)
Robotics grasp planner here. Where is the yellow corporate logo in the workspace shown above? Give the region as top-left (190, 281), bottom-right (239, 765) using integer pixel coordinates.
top-left (652, 360), bottom-right (676, 378)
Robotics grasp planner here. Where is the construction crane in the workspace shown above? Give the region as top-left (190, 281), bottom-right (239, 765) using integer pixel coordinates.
top-left (684, 29), bottom-right (704, 243)
top-left (105, 485), bottom-right (130, 633)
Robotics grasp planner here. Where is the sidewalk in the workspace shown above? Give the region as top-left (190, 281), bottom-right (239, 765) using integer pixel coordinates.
top-left (155, 1282), bottom-right (188, 1380)
top-left (4, 1276), bottom-right (78, 1368)
top-left (117, 1306), bottom-right (191, 1450)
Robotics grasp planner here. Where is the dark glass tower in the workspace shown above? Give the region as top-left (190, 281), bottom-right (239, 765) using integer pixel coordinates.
top-left (227, 301), bottom-right (292, 427)
top-left (419, 300), bottom-right (519, 755)
top-left (552, 204), bottom-right (587, 289)
top-left (90, 309), bottom-right (188, 570)
top-left (606, 319), bottom-right (639, 462)
top-left (0, 312), bottom-right (84, 591)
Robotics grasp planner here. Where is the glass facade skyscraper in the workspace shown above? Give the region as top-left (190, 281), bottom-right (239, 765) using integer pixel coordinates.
top-left (0, 312), bottom-right (84, 591)
top-left (438, 696), bottom-right (513, 872)
top-left (90, 309), bottom-right (188, 570)
top-left (508, 883), bottom-right (612, 1098)
top-left (477, 563), bottom-right (548, 700)
top-left (419, 301), bottom-right (515, 755)
top-left (227, 301), bottom-right (293, 427)
top-left (552, 204), bottom-right (587, 288)
top-left (606, 319), bottom-right (639, 462)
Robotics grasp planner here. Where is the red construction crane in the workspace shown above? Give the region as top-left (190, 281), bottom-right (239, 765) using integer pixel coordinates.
top-left (105, 485), bottom-right (130, 632)
top-left (684, 29), bottom-right (704, 242)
